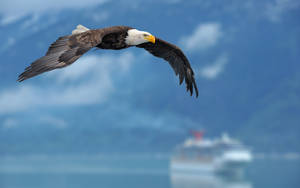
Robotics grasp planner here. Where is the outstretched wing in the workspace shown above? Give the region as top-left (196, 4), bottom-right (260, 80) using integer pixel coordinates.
top-left (18, 30), bottom-right (104, 82)
top-left (137, 38), bottom-right (198, 97)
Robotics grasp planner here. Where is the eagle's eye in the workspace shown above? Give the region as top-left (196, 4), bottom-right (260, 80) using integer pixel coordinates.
top-left (143, 34), bottom-right (148, 37)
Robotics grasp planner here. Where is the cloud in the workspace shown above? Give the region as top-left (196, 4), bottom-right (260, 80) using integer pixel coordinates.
top-left (0, 0), bottom-right (108, 22)
top-left (20, 14), bottom-right (40, 29)
top-left (39, 115), bottom-right (68, 129)
top-left (0, 14), bottom-right (23, 26)
top-left (266, 0), bottom-right (300, 22)
top-left (0, 37), bottom-right (16, 53)
top-left (0, 85), bottom-right (38, 114)
top-left (198, 54), bottom-right (228, 79)
top-left (2, 118), bottom-right (19, 129)
top-left (102, 103), bottom-right (200, 132)
top-left (49, 52), bottom-right (134, 82)
top-left (127, 111), bottom-right (199, 131)
top-left (0, 52), bottom-right (135, 114)
top-left (180, 23), bottom-right (222, 51)
top-left (91, 12), bottom-right (110, 22)
top-left (1, 115), bottom-right (68, 129)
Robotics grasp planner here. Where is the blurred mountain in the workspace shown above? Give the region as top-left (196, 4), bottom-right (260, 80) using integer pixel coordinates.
top-left (0, 0), bottom-right (299, 154)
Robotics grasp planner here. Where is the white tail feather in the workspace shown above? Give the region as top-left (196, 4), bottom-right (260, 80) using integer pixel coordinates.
top-left (72, 24), bottom-right (90, 35)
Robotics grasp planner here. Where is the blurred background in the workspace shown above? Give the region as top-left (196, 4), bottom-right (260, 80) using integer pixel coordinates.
top-left (0, 0), bottom-right (300, 188)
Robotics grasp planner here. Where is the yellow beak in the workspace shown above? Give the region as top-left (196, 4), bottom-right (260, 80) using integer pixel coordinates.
top-left (145, 35), bottom-right (155, 44)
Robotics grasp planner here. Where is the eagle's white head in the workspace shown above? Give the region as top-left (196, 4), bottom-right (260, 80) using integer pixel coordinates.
top-left (125, 29), bottom-right (156, 46)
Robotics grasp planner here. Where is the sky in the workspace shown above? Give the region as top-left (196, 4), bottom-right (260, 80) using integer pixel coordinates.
top-left (0, 0), bottom-right (300, 153)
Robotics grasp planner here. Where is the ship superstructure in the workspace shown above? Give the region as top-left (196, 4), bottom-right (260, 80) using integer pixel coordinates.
top-left (170, 132), bottom-right (252, 176)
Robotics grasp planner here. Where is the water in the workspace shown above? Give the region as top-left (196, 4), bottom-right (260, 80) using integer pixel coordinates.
top-left (0, 154), bottom-right (299, 188)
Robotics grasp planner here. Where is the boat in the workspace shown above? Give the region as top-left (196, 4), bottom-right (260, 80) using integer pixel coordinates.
top-left (170, 131), bottom-right (252, 177)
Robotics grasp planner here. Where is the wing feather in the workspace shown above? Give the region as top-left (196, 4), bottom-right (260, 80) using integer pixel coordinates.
top-left (137, 38), bottom-right (198, 97)
top-left (18, 30), bottom-right (104, 82)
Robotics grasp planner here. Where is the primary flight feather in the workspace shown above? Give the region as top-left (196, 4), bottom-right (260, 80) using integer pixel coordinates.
top-left (18, 25), bottom-right (199, 97)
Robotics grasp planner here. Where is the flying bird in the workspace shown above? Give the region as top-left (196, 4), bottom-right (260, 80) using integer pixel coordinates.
top-left (18, 25), bottom-right (198, 97)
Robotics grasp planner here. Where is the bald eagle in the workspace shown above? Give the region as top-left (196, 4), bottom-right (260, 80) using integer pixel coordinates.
top-left (18, 25), bottom-right (198, 97)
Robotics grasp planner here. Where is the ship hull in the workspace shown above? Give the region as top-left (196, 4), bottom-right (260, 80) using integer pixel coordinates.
top-left (170, 158), bottom-right (250, 177)
top-left (170, 159), bottom-right (214, 174)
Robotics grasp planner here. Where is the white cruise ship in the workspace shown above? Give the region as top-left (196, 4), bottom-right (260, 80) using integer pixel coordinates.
top-left (170, 132), bottom-right (252, 177)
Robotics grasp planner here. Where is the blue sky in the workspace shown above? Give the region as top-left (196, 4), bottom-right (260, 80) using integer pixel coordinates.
top-left (0, 0), bottom-right (299, 152)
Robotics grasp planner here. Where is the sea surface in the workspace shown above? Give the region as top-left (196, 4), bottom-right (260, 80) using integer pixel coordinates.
top-left (0, 153), bottom-right (299, 188)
